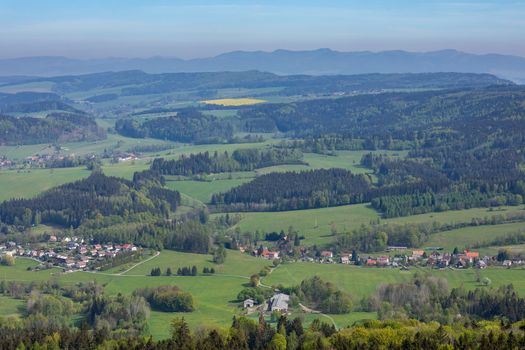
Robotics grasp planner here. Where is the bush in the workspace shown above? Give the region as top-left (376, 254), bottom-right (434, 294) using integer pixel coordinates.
top-left (135, 286), bottom-right (194, 312)
top-left (0, 255), bottom-right (15, 266)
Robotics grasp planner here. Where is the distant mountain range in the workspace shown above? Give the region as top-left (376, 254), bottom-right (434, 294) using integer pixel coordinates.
top-left (1, 49), bottom-right (525, 82)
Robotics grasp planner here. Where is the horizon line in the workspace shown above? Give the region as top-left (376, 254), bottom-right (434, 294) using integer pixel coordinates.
top-left (1, 47), bottom-right (525, 61)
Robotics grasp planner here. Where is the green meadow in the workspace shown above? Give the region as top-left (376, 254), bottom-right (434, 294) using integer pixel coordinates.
top-left (1, 251), bottom-right (523, 339)
top-left (263, 262), bottom-right (525, 300)
top-left (166, 178), bottom-right (252, 203)
top-left (0, 167), bottom-right (91, 201)
top-left (425, 221), bottom-right (525, 251)
top-left (230, 204), bottom-right (525, 246)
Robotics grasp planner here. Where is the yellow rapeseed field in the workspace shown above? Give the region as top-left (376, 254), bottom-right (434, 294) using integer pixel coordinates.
top-left (201, 98), bottom-right (266, 106)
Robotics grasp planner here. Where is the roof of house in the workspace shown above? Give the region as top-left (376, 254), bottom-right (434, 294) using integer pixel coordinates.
top-left (270, 293), bottom-right (290, 310)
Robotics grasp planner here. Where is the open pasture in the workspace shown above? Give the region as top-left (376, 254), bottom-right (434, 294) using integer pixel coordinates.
top-left (231, 204), bottom-right (525, 246)
top-left (424, 221), bottom-right (525, 251)
top-left (0, 167), bottom-right (90, 202)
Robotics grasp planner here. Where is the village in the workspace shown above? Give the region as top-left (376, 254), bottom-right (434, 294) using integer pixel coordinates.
top-left (239, 243), bottom-right (524, 317)
top-left (0, 151), bottom-right (140, 170)
top-left (248, 243), bottom-right (522, 270)
top-left (0, 235), bottom-right (139, 272)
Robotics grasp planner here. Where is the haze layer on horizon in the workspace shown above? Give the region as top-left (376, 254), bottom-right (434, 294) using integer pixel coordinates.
top-left (1, 0), bottom-right (524, 59)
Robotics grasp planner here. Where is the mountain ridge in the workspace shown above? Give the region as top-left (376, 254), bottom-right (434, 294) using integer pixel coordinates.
top-left (1, 49), bottom-right (525, 82)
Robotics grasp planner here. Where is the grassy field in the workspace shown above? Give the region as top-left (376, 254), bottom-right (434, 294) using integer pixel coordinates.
top-left (228, 204), bottom-right (378, 245)
top-left (425, 222), bottom-right (525, 251)
top-left (303, 150), bottom-right (407, 175)
top-left (0, 81), bottom-right (55, 93)
top-left (122, 249), bottom-right (270, 277)
top-left (101, 160), bottom-right (150, 180)
top-left (0, 252), bottom-right (271, 338)
top-left (1, 251), bottom-right (524, 339)
top-left (166, 178), bottom-right (252, 203)
top-left (264, 262), bottom-right (525, 300)
top-left (202, 98), bottom-right (266, 106)
top-left (0, 167), bottom-right (91, 201)
top-left (0, 296), bottom-right (25, 318)
top-left (480, 244), bottom-right (525, 256)
top-left (0, 133), bottom-right (177, 161)
top-left (229, 205), bottom-right (525, 246)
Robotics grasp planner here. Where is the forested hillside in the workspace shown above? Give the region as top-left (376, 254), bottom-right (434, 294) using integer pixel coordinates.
top-left (234, 86), bottom-right (525, 216)
top-left (211, 169), bottom-right (373, 211)
top-left (115, 109), bottom-right (233, 143)
top-left (2, 70), bottom-right (510, 96)
top-left (0, 91), bottom-right (80, 114)
top-left (0, 172), bottom-right (218, 251)
top-left (240, 86), bottom-right (525, 138)
top-left (0, 112), bottom-right (106, 145)
top-left (151, 147), bottom-right (304, 176)
top-left (0, 171), bottom-right (179, 228)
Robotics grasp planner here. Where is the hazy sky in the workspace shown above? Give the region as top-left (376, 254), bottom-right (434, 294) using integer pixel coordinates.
top-left (1, 0), bottom-right (524, 58)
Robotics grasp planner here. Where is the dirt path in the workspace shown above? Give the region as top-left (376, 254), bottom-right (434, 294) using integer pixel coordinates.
top-left (259, 263), bottom-right (280, 289)
top-left (299, 303), bottom-right (339, 330)
top-left (116, 251), bottom-right (160, 275)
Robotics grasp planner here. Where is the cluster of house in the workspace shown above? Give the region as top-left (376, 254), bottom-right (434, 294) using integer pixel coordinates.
top-left (243, 293), bottom-right (290, 314)
top-left (352, 249), bottom-right (521, 269)
top-left (247, 244), bottom-right (522, 269)
top-left (25, 154), bottom-right (68, 165)
top-left (251, 246), bottom-right (281, 260)
top-left (113, 152), bottom-right (140, 163)
top-left (0, 235), bottom-right (137, 271)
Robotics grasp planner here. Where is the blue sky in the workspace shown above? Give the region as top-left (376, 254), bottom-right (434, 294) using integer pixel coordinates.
top-left (1, 0), bottom-right (524, 58)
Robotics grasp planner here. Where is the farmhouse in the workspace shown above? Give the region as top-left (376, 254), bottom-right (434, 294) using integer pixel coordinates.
top-left (366, 258), bottom-right (377, 266)
top-left (257, 247), bottom-right (280, 260)
top-left (377, 256), bottom-right (390, 266)
top-left (320, 251), bottom-right (333, 258)
top-left (243, 298), bottom-right (255, 309)
top-left (411, 250), bottom-right (425, 259)
top-left (268, 293), bottom-right (290, 313)
top-left (340, 255), bottom-right (350, 264)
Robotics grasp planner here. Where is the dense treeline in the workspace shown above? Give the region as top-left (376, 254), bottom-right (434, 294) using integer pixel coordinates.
top-left (78, 214), bottom-right (212, 252)
top-left (210, 167), bottom-right (459, 212)
top-left (151, 148), bottom-right (304, 176)
top-left (284, 276), bottom-right (353, 314)
top-left (369, 274), bottom-right (525, 324)
top-left (1, 314), bottom-right (524, 349)
top-left (134, 285), bottom-right (194, 312)
top-left (371, 190), bottom-right (523, 218)
top-left (363, 154), bottom-right (524, 217)
top-left (0, 112), bottom-right (106, 145)
top-left (211, 169), bottom-right (372, 211)
top-left (115, 109), bottom-right (233, 144)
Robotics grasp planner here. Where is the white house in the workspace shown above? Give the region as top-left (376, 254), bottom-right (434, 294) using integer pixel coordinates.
top-left (243, 298), bottom-right (255, 309)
